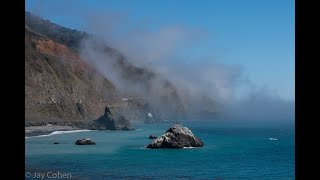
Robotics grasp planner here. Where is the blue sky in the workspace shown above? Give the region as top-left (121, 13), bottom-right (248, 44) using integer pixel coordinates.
top-left (26, 0), bottom-right (295, 101)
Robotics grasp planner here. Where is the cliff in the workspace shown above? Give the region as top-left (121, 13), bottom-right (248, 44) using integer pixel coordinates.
top-left (25, 11), bottom-right (187, 125)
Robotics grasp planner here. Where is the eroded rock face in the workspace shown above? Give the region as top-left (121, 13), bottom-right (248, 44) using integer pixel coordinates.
top-left (35, 105), bottom-right (135, 131)
top-left (93, 106), bottom-right (134, 130)
top-left (146, 124), bottom-right (204, 149)
top-left (75, 138), bottom-right (96, 145)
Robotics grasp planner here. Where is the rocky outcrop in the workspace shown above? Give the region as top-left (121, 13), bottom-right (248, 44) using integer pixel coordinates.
top-left (146, 124), bottom-right (204, 149)
top-left (25, 105), bottom-right (134, 131)
top-left (75, 138), bottom-right (96, 145)
top-left (144, 112), bottom-right (156, 124)
top-left (92, 106), bottom-right (134, 130)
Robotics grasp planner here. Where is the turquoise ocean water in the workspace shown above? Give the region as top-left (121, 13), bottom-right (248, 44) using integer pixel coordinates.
top-left (25, 120), bottom-right (294, 179)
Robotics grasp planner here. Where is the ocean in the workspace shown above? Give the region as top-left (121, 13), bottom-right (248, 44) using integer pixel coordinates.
top-left (25, 120), bottom-right (295, 179)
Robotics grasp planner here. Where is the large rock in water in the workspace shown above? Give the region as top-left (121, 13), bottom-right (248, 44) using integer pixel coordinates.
top-left (92, 106), bottom-right (134, 130)
top-left (75, 138), bottom-right (96, 145)
top-left (146, 124), bottom-right (204, 149)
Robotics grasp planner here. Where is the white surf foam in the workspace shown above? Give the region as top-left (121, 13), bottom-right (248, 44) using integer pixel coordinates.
top-left (269, 137), bottom-right (278, 141)
top-left (183, 147), bottom-right (197, 149)
top-left (26, 129), bottom-right (93, 138)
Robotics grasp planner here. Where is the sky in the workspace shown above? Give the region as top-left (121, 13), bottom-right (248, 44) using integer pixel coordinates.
top-left (25, 0), bottom-right (295, 101)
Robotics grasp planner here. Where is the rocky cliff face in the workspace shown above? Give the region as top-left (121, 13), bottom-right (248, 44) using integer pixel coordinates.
top-left (66, 105), bottom-right (135, 130)
top-left (25, 11), bottom-right (187, 124)
top-left (25, 25), bottom-right (120, 123)
top-left (94, 106), bottom-right (134, 130)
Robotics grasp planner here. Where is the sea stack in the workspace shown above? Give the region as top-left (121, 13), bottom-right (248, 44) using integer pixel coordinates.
top-left (146, 124), bottom-right (204, 149)
top-left (75, 138), bottom-right (96, 145)
top-left (92, 106), bottom-right (134, 130)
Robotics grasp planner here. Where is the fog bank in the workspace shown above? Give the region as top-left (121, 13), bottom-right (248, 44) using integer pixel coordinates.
top-left (78, 12), bottom-right (294, 122)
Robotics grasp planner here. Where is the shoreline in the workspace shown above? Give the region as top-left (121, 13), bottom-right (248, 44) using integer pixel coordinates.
top-left (25, 125), bottom-right (80, 137)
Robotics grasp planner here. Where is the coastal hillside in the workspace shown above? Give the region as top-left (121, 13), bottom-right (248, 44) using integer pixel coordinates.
top-left (25, 12), bottom-right (187, 124)
top-left (25, 24), bottom-right (120, 123)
